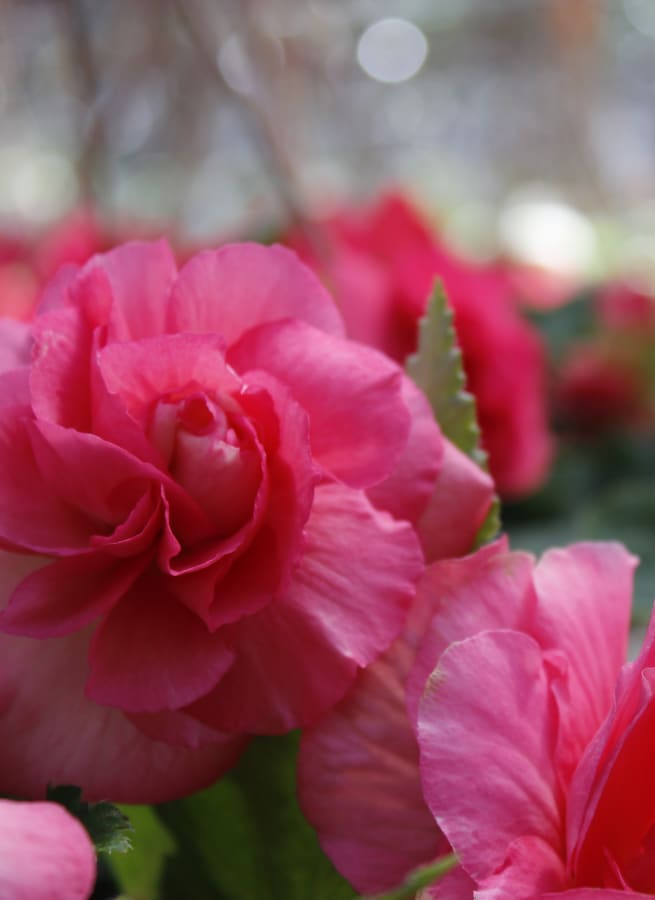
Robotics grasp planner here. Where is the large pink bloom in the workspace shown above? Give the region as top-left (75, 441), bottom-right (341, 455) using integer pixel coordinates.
top-left (418, 541), bottom-right (652, 897)
top-left (0, 239), bottom-right (470, 802)
top-left (298, 540), bottom-right (635, 896)
top-left (285, 192), bottom-right (553, 498)
top-left (0, 799), bottom-right (96, 899)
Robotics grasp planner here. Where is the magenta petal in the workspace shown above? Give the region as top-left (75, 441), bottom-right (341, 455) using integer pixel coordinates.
top-left (1, 551), bottom-right (151, 637)
top-left (30, 307), bottom-right (92, 430)
top-left (419, 630), bottom-right (562, 882)
top-left (423, 865), bottom-right (477, 899)
top-left (0, 629), bottom-right (243, 803)
top-left (0, 799), bottom-right (96, 900)
top-left (230, 319), bottom-right (410, 488)
top-left (169, 242), bottom-right (344, 343)
top-left (88, 239), bottom-right (178, 341)
top-left (406, 541), bottom-right (532, 723)
top-left (190, 484), bottom-right (423, 733)
top-left (298, 631), bottom-right (444, 894)
top-left (475, 835), bottom-right (566, 899)
top-left (0, 319), bottom-right (31, 373)
top-left (532, 542), bottom-right (637, 782)
top-left (416, 439), bottom-right (495, 562)
top-left (0, 407), bottom-right (92, 552)
top-left (87, 574), bottom-right (236, 712)
top-left (367, 376), bottom-right (443, 525)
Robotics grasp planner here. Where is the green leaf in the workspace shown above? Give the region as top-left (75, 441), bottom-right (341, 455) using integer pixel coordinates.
top-left (110, 805), bottom-right (175, 900)
top-left (360, 854), bottom-right (458, 900)
top-left (406, 281), bottom-right (500, 543)
top-left (46, 784), bottom-right (133, 855)
top-left (155, 733), bottom-right (356, 900)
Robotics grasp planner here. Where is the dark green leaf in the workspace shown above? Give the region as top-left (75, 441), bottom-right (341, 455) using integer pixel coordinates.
top-left (110, 805), bottom-right (175, 900)
top-left (46, 784), bottom-right (133, 855)
top-left (156, 733), bottom-right (356, 900)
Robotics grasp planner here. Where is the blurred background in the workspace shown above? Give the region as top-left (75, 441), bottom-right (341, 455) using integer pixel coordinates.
top-left (1, 0), bottom-right (654, 278)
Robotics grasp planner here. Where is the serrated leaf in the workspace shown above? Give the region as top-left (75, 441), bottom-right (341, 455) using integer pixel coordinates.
top-left (155, 733), bottom-right (356, 900)
top-left (47, 784), bottom-right (133, 855)
top-left (406, 281), bottom-right (500, 543)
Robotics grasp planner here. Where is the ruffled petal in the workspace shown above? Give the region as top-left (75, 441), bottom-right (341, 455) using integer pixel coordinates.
top-left (169, 243), bottom-right (344, 342)
top-left (229, 318), bottom-right (410, 488)
top-left (189, 484), bottom-right (423, 732)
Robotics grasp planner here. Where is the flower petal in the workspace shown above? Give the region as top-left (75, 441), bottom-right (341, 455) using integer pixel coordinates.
top-left (229, 318), bottom-right (410, 488)
top-left (532, 542), bottom-right (637, 783)
top-left (0, 799), bottom-right (96, 900)
top-left (415, 438), bottom-right (495, 562)
top-left (418, 630), bottom-right (562, 882)
top-left (87, 572), bottom-right (236, 712)
top-left (189, 484), bottom-right (423, 732)
top-left (0, 628), bottom-right (244, 803)
top-left (170, 242), bottom-right (344, 342)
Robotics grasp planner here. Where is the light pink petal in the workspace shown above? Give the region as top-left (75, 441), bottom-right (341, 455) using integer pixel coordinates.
top-left (0, 799), bottom-right (96, 900)
top-left (475, 835), bottom-right (566, 899)
top-left (169, 242), bottom-right (344, 343)
top-left (298, 607), bottom-right (444, 893)
top-left (532, 542), bottom-right (637, 783)
top-left (406, 542), bottom-right (532, 723)
top-left (189, 483), bottom-right (423, 733)
top-left (84, 239), bottom-right (177, 341)
top-left (87, 572), bottom-right (236, 712)
top-left (367, 376), bottom-right (443, 526)
top-left (229, 319), bottom-right (410, 488)
top-left (419, 630), bottom-right (562, 882)
top-left (0, 628), bottom-right (244, 803)
top-left (0, 319), bottom-right (32, 373)
top-left (416, 439), bottom-right (495, 562)
top-left (0, 367), bottom-right (30, 407)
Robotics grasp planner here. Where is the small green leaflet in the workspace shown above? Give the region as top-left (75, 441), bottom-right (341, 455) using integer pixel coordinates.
top-left (406, 281), bottom-right (500, 544)
top-left (47, 784), bottom-right (133, 855)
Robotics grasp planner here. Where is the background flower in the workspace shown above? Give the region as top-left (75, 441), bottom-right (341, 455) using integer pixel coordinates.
top-left (285, 192), bottom-right (553, 498)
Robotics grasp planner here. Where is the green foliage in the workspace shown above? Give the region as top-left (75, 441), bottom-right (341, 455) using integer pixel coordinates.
top-left (110, 806), bottom-right (174, 900)
top-left (360, 854), bottom-right (457, 900)
top-left (152, 733), bottom-right (355, 900)
top-left (406, 280), bottom-right (500, 543)
top-left (46, 784), bottom-right (133, 855)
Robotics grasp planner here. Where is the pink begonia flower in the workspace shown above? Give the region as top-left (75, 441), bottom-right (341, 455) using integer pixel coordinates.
top-left (418, 541), bottom-right (648, 897)
top-left (299, 540), bottom-right (636, 897)
top-left (285, 192), bottom-right (553, 498)
top-left (0, 239), bottom-right (486, 802)
top-left (0, 799), bottom-right (96, 900)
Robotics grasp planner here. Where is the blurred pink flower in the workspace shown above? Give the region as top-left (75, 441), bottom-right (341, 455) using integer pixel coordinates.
top-left (0, 799), bottom-right (96, 900)
top-left (299, 540), bottom-right (635, 896)
top-left (419, 541), bottom-right (646, 897)
top-left (286, 192), bottom-right (553, 498)
top-left (0, 239), bottom-right (473, 802)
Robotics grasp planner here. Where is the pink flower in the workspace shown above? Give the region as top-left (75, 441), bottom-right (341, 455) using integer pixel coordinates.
top-left (0, 799), bottom-right (96, 899)
top-left (0, 239), bottom-right (461, 802)
top-left (298, 540), bottom-right (635, 896)
top-left (418, 541), bottom-right (645, 897)
top-left (285, 192), bottom-right (553, 498)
